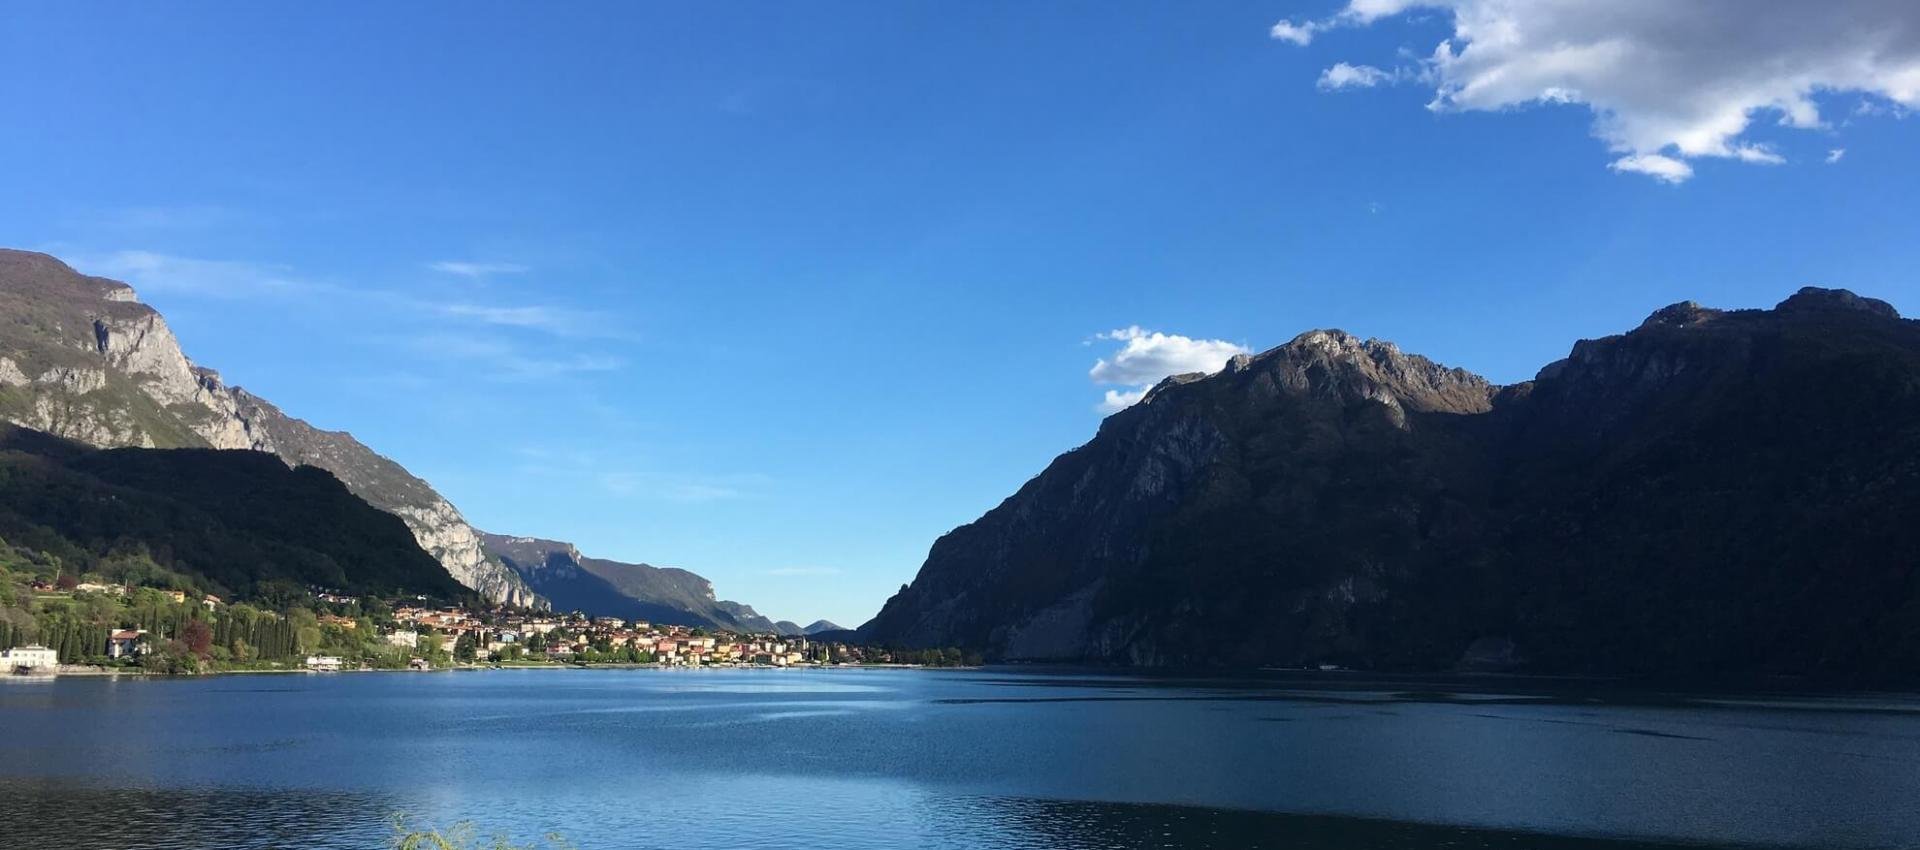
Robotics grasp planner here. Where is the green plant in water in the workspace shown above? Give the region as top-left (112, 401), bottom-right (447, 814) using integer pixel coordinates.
top-left (389, 814), bottom-right (575, 850)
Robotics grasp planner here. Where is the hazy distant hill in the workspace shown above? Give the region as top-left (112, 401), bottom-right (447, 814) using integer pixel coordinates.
top-left (863, 288), bottom-right (1920, 679)
top-left (0, 249), bottom-right (536, 606)
top-left (480, 532), bottom-right (792, 631)
top-left (0, 424), bottom-right (469, 601)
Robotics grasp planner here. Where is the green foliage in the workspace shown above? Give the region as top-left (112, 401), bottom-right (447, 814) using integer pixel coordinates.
top-left (138, 647), bottom-right (201, 675)
top-left (389, 816), bottom-right (574, 850)
top-left (453, 631), bottom-right (478, 662)
top-left (885, 646), bottom-right (982, 667)
top-left (211, 606), bottom-right (299, 662)
top-left (0, 425), bottom-right (471, 603)
top-left (33, 611), bottom-right (103, 662)
top-left (416, 626), bottom-right (450, 665)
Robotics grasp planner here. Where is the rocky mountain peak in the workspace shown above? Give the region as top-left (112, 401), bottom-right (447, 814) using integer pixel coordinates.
top-left (1241, 328), bottom-right (1495, 419)
top-left (0, 247), bottom-right (538, 607)
top-left (865, 287), bottom-right (1920, 677)
top-left (1776, 286), bottom-right (1900, 319)
top-left (1136, 330), bottom-right (1491, 422)
top-left (1640, 300), bottom-right (1723, 329)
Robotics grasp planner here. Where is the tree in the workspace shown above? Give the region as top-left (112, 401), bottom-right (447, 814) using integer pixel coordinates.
top-left (180, 618), bottom-right (213, 657)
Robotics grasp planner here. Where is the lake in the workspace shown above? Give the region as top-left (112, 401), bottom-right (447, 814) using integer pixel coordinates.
top-left (1, 668), bottom-right (1913, 849)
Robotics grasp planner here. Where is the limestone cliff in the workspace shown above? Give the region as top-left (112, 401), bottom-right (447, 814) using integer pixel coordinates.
top-left (0, 249), bottom-right (537, 606)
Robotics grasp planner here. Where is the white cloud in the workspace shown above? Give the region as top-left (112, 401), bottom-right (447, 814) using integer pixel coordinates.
top-left (1270, 19), bottom-right (1321, 46)
top-left (1608, 153), bottom-right (1693, 184)
top-left (84, 205), bottom-right (239, 231)
top-left (409, 332), bottom-right (624, 381)
top-left (440, 303), bottom-right (602, 336)
top-left (1318, 62), bottom-right (1396, 90)
top-left (1097, 388), bottom-right (1150, 414)
top-left (1731, 144), bottom-right (1786, 165)
top-left (598, 471), bottom-right (769, 502)
top-left (1277, 1), bottom-right (1920, 181)
top-left (1088, 326), bottom-right (1249, 414)
top-left (1827, 147), bottom-right (1847, 163)
top-left (514, 447), bottom-right (768, 502)
top-left (68, 250), bottom-right (310, 298)
top-left (429, 260), bottom-right (528, 278)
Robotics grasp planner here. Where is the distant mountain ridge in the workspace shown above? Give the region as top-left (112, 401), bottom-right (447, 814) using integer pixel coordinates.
top-left (863, 288), bottom-right (1920, 679)
top-left (0, 249), bottom-right (537, 606)
top-left (480, 532), bottom-right (800, 632)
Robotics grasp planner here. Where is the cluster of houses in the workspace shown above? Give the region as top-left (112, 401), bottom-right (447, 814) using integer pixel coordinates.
top-left (7, 580), bottom-right (847, 674)
top-left (1, 631), bottom-right (159, 670)
top-left (377, 607), bottom-right (826, 667)
top-left (27, 580), bottom-right (222, 609)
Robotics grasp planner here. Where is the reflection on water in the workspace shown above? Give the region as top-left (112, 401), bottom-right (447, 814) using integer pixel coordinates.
top-left (0, 781), bottom-right (1727, 850)
top-left (2, 668), bottom-right (1915, 849)
top-left (973, 797), bottom-right (1724, 850)
top-left (0, 783), bottom-right (394, 850)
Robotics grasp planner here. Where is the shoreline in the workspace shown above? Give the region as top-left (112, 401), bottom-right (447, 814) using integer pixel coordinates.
top-left (19, 661), bottom-right (969, 679)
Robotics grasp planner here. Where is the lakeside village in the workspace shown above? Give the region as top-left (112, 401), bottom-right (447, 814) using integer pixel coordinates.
top-left (2, 570), bottom-right (978, 677)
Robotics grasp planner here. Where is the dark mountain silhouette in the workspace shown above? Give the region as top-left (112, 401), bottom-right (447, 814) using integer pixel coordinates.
top-left (0, 424), bottom-right (470, 602)
top-left (862, 289), bottom-right (1920, 679)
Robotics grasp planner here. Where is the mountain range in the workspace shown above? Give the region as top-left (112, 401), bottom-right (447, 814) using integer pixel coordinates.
top-left (0, 249), bottom-right (535, 605)
top-left (478, 532), bottom-right (811, 632)
top-left (15, 243), bottom-right (1908, 675)
top-left (861, 288), bottom-right (1920, 679)
top-left (0, 249), bottom-right (811, 626)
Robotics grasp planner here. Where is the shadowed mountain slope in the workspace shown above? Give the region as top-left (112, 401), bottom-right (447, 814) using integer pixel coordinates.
top-left (481, 533), bottom-right (790, 631)
top-left (0, 424), bottom-right (469, 602)
top-left (0, 249), bottom-right (535, 606)
top-left (862, 289), bottom-right (1920, 679)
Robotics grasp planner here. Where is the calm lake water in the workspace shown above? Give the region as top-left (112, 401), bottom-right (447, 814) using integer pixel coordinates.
top-left (1, 668), bottom-right (1914, 849)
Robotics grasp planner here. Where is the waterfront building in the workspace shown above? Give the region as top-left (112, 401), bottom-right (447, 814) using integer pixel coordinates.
top-left (2, 645), bottom-right (60, 672)
top-left (107, 630), bottom-right (146, 659)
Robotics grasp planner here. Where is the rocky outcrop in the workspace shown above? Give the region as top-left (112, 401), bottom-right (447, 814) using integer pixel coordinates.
top-left (481, 532), bottom-right (790, 631)
top-left (0, 357), bottom-right (27, 387)
top-left (0, 248), bottom-right (537, 606)
top-left (863, 289), bottom-right (1920, 680)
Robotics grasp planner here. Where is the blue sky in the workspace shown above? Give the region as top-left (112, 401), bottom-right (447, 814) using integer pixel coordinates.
top-left (4, 2), bottom-right (1918, 626)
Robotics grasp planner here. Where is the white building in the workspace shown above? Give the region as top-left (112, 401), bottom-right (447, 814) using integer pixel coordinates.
top-left (304, 655), bottom-right (343, 672)
top-left (2, 645), bottom-right (60, 672)
top-left (383, 631), bottom-right (419, 648)
top-left (107, 629), bottom-right (147, 659)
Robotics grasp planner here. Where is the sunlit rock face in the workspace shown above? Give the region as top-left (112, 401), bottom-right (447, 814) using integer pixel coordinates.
top-left (0, 248), bottom-right (539, 607)
top-left (864, 289), bottom-right (1920, 679)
